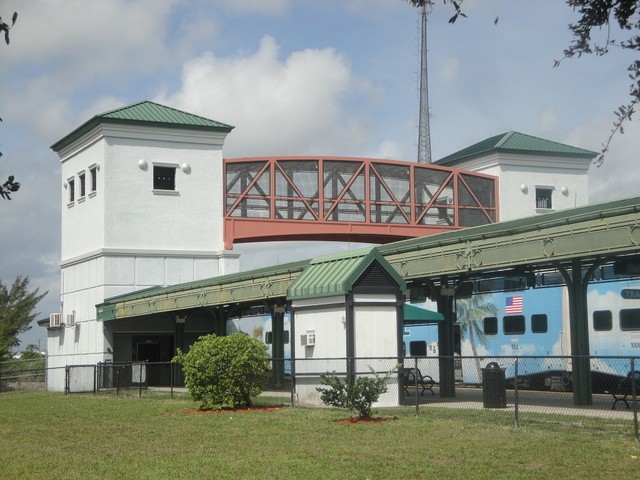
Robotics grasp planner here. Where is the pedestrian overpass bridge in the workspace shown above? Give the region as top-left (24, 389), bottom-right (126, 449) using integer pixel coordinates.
top-left (223, 156), bottom-right (498, 249)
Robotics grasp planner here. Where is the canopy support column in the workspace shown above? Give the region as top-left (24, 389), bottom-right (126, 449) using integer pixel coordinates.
top-left (557, 258), bottom-right (601, 405)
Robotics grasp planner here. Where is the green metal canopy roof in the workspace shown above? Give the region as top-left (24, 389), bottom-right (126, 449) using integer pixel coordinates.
top-left (287, 247), bottom-right (406, 301)
top-left (436, 131), bottom-right (597, 167)
top-left (51, 101), bottom-right (234, 152)
top-left (403, 304), bottom-right (443, 324)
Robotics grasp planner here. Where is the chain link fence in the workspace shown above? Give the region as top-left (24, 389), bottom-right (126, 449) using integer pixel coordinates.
top-left (3, 355), bottom-right (638, 437)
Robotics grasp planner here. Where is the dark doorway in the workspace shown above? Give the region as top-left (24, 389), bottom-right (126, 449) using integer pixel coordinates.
top-left (133, 335), bottom-right (174, 386)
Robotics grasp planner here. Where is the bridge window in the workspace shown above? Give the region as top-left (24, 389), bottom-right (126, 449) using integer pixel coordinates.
top-left (620, 309), bottom-right (640, 331)
top-left (531, 314), bottom-right (548, 333)
top-left (503, 315), bottom-right (525, 335)
top-left (535, 187), bottom-right (553, 210)
top-left (409, 340), bottom-right (427, 356)
top-left (483, 317), bottom-right (498, 335)
top-left (153, 165), bottom-right (176, 191)
top-left (593, 310), bottom-right (612, 331)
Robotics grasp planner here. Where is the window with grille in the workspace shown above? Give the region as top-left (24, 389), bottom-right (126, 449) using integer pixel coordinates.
top-left (535, 187), bottom-right (553, 209)
top-left (153, 166), bottom-right (176, 190)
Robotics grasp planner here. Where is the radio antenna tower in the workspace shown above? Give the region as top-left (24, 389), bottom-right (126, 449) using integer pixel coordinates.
top-left (417, 2), bottom-right (432, 163)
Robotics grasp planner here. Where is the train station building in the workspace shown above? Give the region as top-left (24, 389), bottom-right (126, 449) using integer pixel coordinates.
top-left (42, 100), bottom-right (640, 406)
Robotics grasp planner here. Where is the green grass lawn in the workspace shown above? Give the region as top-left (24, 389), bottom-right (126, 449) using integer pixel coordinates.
top-left (1, 391), bottom-right (638, 480)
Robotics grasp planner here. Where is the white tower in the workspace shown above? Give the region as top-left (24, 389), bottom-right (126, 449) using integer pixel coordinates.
top-left (47, 101), bottom-right (238, 381)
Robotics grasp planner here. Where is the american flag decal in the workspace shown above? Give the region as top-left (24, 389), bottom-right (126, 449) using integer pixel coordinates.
top-left (505, 295), bottom-right (523, 314)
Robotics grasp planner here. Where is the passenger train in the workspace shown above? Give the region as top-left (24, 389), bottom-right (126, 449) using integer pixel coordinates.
top-left (226, 277), bottom-right (640, 391)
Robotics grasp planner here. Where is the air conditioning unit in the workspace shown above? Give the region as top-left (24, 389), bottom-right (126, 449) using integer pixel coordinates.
top-left (303, 330), bottom-right (316, 347)
top-left (66, 312), bottom-right (75, 327)
top-left (49, 313), bottom-right (61, 328)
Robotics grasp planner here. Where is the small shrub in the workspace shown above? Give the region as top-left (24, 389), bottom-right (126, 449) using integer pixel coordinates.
top-left (173, 333), bottom-right (270, 411)
top-left (317, 367), bottom-right (395, 418)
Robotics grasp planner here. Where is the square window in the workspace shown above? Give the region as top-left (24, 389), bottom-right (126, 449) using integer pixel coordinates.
top-left (484, 317), bottom-right (498, 335)
top-left (620, 309), bottom-right (640, 331)
top-left (531, 314), bottom-right (548, 333)
top-left (535, 187), bottom-right (553, 209)
top-left (153, 166), bottom-right (176, 190)
top-left (503, 315), bottom-right (525, 335)
top-left (593, 310), bottom-right (612, 331)
top-left (409, 340), bottom-right (427, 356)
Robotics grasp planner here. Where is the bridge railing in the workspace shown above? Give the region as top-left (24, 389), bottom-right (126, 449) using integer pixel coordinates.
top-left (223, 157), bottom-right (497, 248)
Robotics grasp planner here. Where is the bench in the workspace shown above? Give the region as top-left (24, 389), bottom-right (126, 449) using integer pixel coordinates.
top-left (402, 367), bottom-right (435, 396)
top-left (605, 371), bottom-right (640, 410)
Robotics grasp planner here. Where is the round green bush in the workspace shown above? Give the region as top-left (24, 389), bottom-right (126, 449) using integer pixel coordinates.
top-left (173, 333), bottom-right (270, 410)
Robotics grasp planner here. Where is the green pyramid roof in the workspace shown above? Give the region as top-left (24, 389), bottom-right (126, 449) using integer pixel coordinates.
top-left (436, 131), bottom-right (597, 166)
top-left (51, 101), bottom-right (234, 152)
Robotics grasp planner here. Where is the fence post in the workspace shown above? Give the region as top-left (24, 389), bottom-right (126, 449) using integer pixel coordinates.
top-left (290, 357), bottom-right (296, 408)
top-left (170, 362), bottom-right (174, 399)
top-left (514, 358), bottom-right (519, 428)
top-left (632, 358), bottom-right (638, 442)
top-left (65, 366), bottom-right (69, 395)
top-left (93, 364), bottom-right (97, 394)
top-left (414, 356), bottom-right (419, 416)
top-left (116, 365), bottom-right (120, 396)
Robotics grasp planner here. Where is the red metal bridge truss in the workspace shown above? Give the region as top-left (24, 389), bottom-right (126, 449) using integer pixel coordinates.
top-left (224, 156), bottom-right (498, 249)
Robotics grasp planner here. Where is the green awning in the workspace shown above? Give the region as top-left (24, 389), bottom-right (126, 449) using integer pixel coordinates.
top-left (403, 304), bottom-right (444, 324)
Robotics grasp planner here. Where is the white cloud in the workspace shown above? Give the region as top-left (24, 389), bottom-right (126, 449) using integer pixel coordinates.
top-left (158, 35), bottom-right (375, 157)
top-left (6, 0), bottom-right (179, 74)
top-left (567, 117), bottom-right (640, 203)
top-left (214, 0), bottom-right (290, 15)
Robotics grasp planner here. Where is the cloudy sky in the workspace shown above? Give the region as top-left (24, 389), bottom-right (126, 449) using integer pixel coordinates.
top-left (3, 0), bottom-right (638, 349)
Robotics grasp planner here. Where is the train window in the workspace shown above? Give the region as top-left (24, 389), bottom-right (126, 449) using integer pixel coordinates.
top-left (264, 331), bottom-right (290, 344)
top-left (593, 310), bottom-right (612, 331)
top-left (531, 314), bottom-right (548, 333)
top-left (620, 309), bottom-right (640, 331)
top-left (503, 315), bottom-right (525, 335)
top-left (484, 317), bottom-right (498, 335)
top-left (409, 340), bottom-right (427, 356)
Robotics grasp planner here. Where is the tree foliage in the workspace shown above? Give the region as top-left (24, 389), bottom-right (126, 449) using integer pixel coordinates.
top-left (316, 368), bottom-right (395, 419)
top-left (558, 0), bottom-right (640, 165)
top-left (1, 11), bottom-right (19, 200)
top-left (0, 276), bottom-right (47, 360)
top-left (173, 333), bottom-right (270, 411)
top-left (406, 0), bottom-right (640, 165)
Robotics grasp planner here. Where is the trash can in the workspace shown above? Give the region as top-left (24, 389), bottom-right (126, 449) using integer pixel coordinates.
top-left (482, 362), bottom-right (507, 408)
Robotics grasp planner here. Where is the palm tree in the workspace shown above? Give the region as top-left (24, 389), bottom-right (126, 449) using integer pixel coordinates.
top-left (455, 294), bottom-right (499, 382)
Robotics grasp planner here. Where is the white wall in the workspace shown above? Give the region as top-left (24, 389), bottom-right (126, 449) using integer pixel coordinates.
top-left (47, 119), bottom-right (236, 385)
top-left (454, 153), bottom-right (591, 221)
